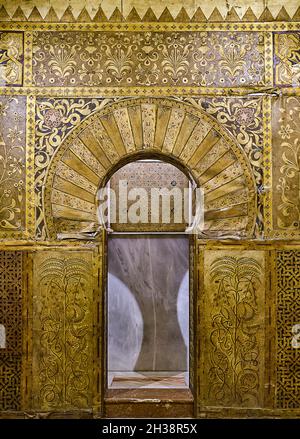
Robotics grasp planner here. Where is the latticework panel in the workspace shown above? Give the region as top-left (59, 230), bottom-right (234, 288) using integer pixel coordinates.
top-left (276, 250), bottom-right (300, 408)
top-left (0, 251), bottom-right (23, 411)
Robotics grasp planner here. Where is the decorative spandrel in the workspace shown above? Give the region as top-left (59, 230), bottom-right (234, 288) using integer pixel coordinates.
top-left (35, 97), bottom-right (110, 239)
top-left (32, 251), bottom-right (95, 411)
top-left (201, 250), bottom-right (265, 408)
top-left (190, 96), bottom-right (264, 236)
top-left (0, 9), bottom-right (298, 419)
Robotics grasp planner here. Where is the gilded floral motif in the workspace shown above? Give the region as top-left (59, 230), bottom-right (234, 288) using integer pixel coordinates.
top-left (191, 32), bottom-right (264, 87)
top-left (0, 32), bottom-right (23, 86)
top-left (274, 32), bottom-right (300, 86)
top-left (32, 252), bottom-right (94, 410)
top-left (35, 97), bottom-right (117, 239)
top-left (273, 96), bottom-right (300, 230)
top-left (0, 97), bottom-right (26, 232)
top-left (32, 31), bottom-right (265, 88)
top-left (186, 96), bottom-right (263, 235)
top-left (203, 251), bottom-right (265, 407)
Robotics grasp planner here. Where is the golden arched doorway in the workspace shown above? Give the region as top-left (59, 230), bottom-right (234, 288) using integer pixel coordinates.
top-left (102, 156), bottom-right (195, 417)
top-left (43, 97), bottom-right (256, 239)
top-left (40, 96), bottom-right (257, 416)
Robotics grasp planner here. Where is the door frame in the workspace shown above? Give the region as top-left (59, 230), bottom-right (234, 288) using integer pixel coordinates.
top-left (101, 231), bottom-right (197, 418)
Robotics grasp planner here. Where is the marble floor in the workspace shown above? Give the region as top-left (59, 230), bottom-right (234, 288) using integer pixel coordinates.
top-left (108, 371), bottom-right (189, 389)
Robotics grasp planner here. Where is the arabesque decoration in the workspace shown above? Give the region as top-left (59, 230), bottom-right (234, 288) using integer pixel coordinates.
top-left (40, 97), bottom-right (256, 239)
top-left (0, 32), bottom-right (23, 86)
top-left (202, 250), bottom-right (265, 407)
top-left (274, 32), bottom-right (300, 86)
top-left (272, 96), bottom-right (300, 235)
top-left (186, 96), bottom-right (264, 235)
top-left (32, 31), bottom-right (265, 88)
top-left (0, 96), bottom-right (26, 236)
top-left (35, 97), bottom-right (118, 239)
top-left (32, 251), bottom-right (94, 411)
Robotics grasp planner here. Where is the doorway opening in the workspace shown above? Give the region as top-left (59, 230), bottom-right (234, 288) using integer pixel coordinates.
top-left (107, 234), bottom-right (190, 389)
top-left (100, 157), bottom-right (196, 415)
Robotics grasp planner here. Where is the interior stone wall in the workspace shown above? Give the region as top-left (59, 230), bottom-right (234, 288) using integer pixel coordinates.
top-left (0, 0), bottom-right (299, 418)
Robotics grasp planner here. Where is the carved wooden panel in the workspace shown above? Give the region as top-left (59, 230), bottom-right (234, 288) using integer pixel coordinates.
top-left (0, 96), bottom-right (26, 236)
top-left (199, 249), bottom-right (265, 408)
top-left (0, 251), bottom-right (23, 411)
top-left (276, 250), bottom-right (300, 408)
top-left (0, 354), bottom-right (22, 411)
top-left (272, 96), bottom-right (300, 237)
top-left (0, 32), bottom-right (23, 86)
top-left (274, 32), bottom-right (300, 86)
top-left (31, 250), bottom-right (96, 411)
top-left (32, 31), bottom-right (265, 88)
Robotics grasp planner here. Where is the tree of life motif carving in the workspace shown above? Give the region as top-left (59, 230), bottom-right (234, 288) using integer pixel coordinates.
top-left (276, 250), bottom-right (300, 408)
top-left (207, 255), bottom-right (263, 407)
top-left (32, 252), bottom-right (94, 411)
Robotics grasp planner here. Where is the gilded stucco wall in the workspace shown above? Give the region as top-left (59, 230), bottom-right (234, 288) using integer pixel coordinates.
top-left (0, 0), bottom-right (299, 418)
top-left (0, 1), bottom-right (300, 21)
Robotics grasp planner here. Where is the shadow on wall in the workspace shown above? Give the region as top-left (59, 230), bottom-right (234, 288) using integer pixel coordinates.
top-left (177, 270), bottom-right (189, 369)
top-left (108, 273), bottom-right (144, 371)
top-left (108, 236), bottom-right (189, 372)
